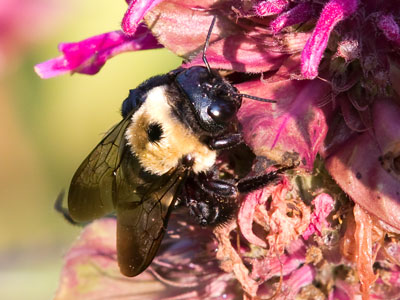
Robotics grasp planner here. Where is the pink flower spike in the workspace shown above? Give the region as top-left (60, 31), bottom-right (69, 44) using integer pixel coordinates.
top-left (122, 0), bottom-right (164, 35)
top-left (254, 0), bottom-right (289, 17)
top-left (35, 26), bottom-right (162, 79)
top-left (301, 0), bottom-right (359, 79)
top-left (377, 14), bottom-right (400, 46)
top-left (270, 3), bottom-right (313, 33)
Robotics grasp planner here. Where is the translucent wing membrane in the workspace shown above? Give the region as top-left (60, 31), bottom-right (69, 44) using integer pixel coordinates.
top-left (116, 160), bottom-right (186, 276)
top-left (68, 115), bottom-right (133, 222)
top-left (68, 111), bottom-right (188, 276)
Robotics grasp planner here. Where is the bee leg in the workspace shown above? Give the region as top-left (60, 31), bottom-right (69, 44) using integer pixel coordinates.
top-left (202, 177), bottom-right (238, 197)
top-left (183, 174), bottom-right (238, 226)
top-left (54, 191), bottom-right (82, 226)
top-left (208, 133), bottom-right (243, 150)
top-left (237, 165), bottom-right (296, 194)
top-left (186, 197), bottom-right (220, 226)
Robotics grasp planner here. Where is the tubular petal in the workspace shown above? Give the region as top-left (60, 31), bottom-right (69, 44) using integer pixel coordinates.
top-left (34, 27), bottom-right (162, 78)
top-left (270, 3), bottom-right (313, 33)
top-left (122, 0), bottom-right (164, 35)
top-left (301, 0), bottom-right (358, 79)
top-left (237, 77), bottom-right (330, 171)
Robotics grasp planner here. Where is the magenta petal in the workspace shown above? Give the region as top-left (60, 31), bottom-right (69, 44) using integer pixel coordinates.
top-left (284, 265), bottom-right (316, 297)
top-left (53, 219), bottom-right (140, 300)
top-left (186, 34), bottom-right (288, 73)
top-left (237, 77), bottom-right (330, 171)
top-left (258, 264), bottom-right (315, 298)
top-left (144, 2), bottom-right (242, 57)
top-left (254, 0), bottom-right (289, 17)
top-left (34, 56), bottom-right (71, 79)
top-left (326, 98), bottom-right (400, 230)
top-left (251, 239), bottom-right (306, 282)
top-left (122, 0), bottom-right (164, 35)
top-left (270, 3), bottom-right (313, 33)
top-left (53, 218), bottom-right (164, 300)
top-left (35, 27), bottom-right (162, 79)
top-left (301, 0), bottom-right (358, 79)
top-left (238, 189), bottom-right (268, 248)
top-left (302, 193), bottom-right (334, 240)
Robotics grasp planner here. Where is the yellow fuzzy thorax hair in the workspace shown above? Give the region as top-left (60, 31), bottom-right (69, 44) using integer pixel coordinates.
top-left (125, 86), bottom-right (217, 175)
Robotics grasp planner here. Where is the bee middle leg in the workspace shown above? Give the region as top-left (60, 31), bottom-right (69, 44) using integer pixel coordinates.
top-left (237, 164), bottom-right (296, 193)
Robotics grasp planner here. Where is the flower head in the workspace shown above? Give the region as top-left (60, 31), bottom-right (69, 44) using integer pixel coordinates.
top-left (36, 0), bottom-right (400, 299)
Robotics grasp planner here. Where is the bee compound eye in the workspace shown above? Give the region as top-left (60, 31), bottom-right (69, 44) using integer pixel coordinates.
top-left (207, 100), bottom-right (237, 124)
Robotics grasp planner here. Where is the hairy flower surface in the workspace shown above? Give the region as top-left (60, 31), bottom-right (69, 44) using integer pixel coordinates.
top-left (37, 0), bottom-right (400, 299)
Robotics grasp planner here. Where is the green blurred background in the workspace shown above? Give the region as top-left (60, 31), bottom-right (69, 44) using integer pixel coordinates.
top-left (0, 1), bottom-right (181, 299)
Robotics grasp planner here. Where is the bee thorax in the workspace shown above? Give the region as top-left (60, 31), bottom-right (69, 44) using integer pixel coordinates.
top-left (125, 86), bottom-right (216, 175)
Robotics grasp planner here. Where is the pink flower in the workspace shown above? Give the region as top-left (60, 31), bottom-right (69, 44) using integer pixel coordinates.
top-left (35, 0), bottom-right (400, 298)
top-left (54, 214), bottom-right (238, 300)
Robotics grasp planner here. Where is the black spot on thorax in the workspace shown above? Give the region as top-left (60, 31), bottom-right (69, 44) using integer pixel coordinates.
top-left (147, 123), bottom-right (163, 143)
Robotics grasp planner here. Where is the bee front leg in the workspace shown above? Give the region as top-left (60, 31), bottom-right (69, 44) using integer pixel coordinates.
top-left (237, 164), bottom-right (296, 194)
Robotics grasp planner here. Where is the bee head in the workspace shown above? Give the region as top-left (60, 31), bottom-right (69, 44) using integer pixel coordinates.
top-left (175, 66), bottom-right (242, 135)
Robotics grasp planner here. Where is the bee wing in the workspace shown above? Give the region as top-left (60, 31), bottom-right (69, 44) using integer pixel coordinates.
top-left (68, 115), bottom-right (132, 223)
top-left (115, 156), bottom-right (186, 277)
top-left (68, 110), bottom-right (186, 276)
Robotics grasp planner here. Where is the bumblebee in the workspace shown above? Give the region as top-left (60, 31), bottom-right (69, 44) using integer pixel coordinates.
top-left (68, 16), bottom-right (287, 277)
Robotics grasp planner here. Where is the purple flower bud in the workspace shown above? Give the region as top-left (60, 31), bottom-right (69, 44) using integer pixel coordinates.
top-left (254, 0), bottom-right (289, 17)
top-left (270, 3), bottom-right (313, 33)
top-left (377, 14), bottom-right (400, 46)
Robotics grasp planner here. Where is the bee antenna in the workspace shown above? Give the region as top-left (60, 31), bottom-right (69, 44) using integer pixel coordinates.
top-left (237, 93), bottom-right (277, 103)
top-left (203, 15), bottom-right (217, 75)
